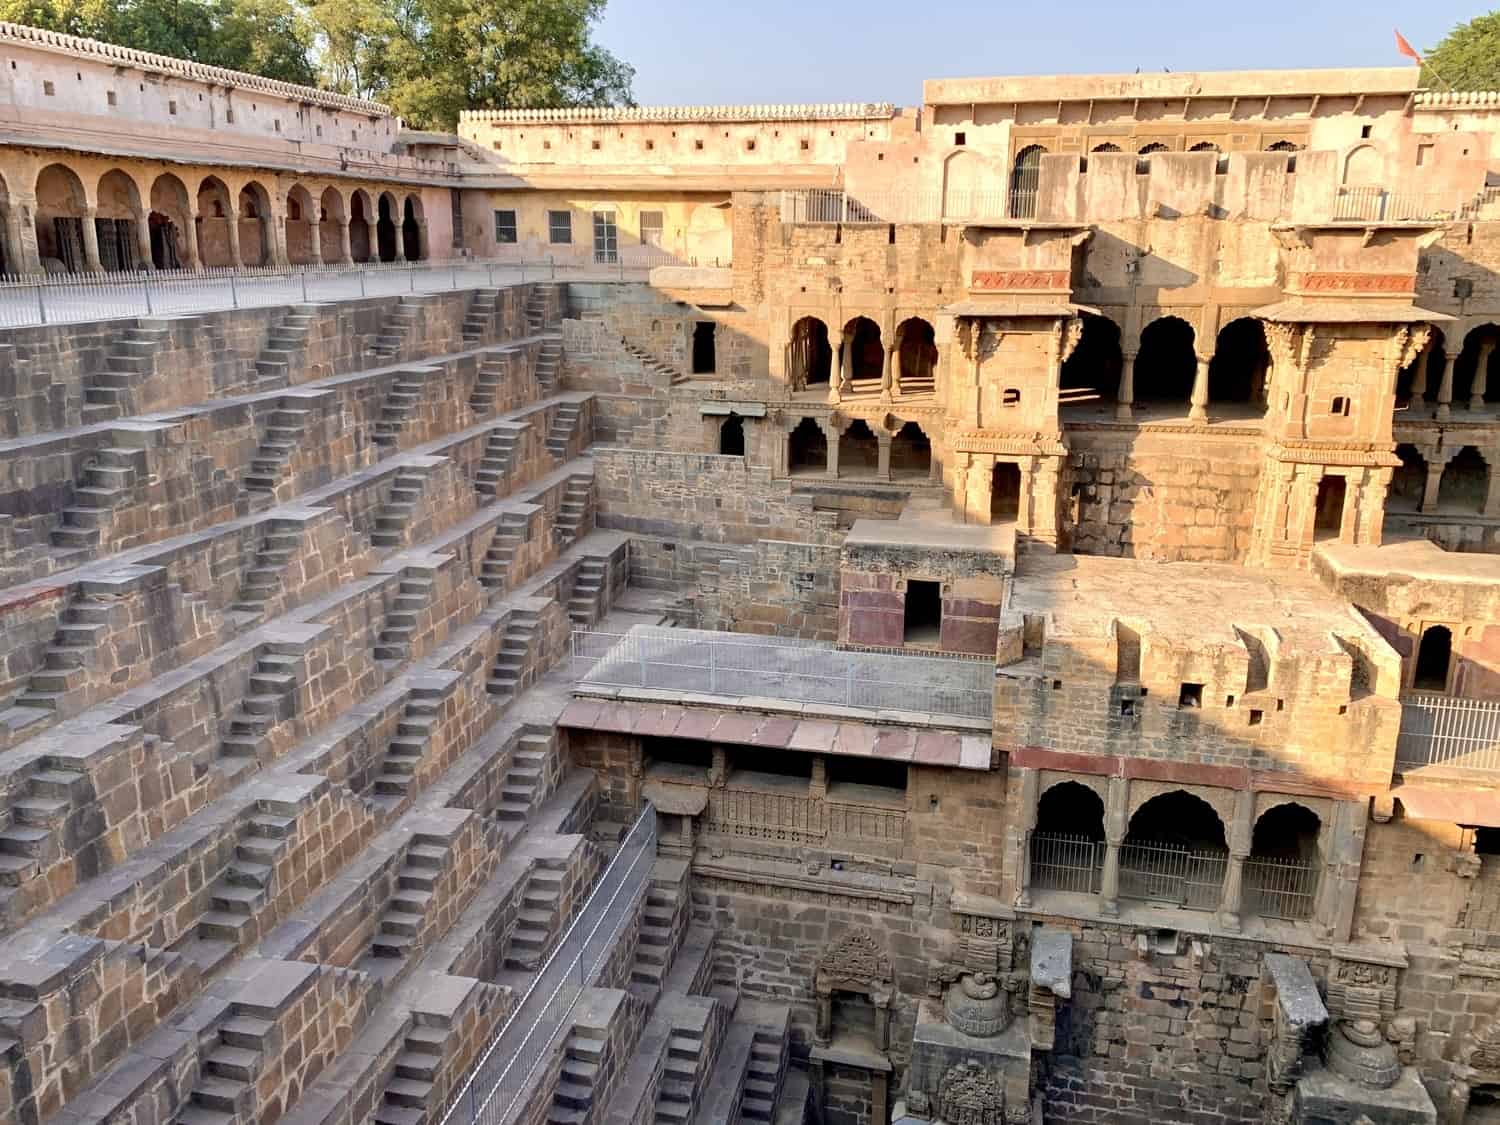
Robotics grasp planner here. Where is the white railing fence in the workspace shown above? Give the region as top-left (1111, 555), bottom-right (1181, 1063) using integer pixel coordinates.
top-left (437, 802), bottom-right (657, 1125)
top-left (1397, 691), bottom-right (1500, 774)
top-left (573, 626), bottom-right (993, 721)
top-left (0, 251), bottom-right (672, 330)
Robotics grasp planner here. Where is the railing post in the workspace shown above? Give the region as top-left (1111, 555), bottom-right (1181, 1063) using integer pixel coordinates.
top-left (230, 271), bottom-right (239, 309)
top-left (488, 264), bottom-right (495, 286)
top-left (550, 255), bottom-right (556, 280)
top-left (35, 279), bottom-right (46, 325)
top-left (300, 269), bottom-right (308, 302)
top-left (708, 641), bottom-right (717, 694)
top-left (410, 265), bottom-right (416, 292)
top-left (638, 638), bottom-right (648, 689)
top-left (360, 268), bottom-right (366, 297)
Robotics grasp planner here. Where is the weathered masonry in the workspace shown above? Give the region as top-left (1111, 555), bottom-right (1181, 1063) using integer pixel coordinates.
top-left (6, 22), bottom-right (1500, 1125)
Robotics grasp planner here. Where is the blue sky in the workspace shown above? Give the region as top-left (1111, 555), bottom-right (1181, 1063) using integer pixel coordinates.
top-left (595, 0), bottom-right (1484, 106)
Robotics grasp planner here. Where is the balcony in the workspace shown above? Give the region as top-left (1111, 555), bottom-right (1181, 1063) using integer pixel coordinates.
top-left (1396, 691), bottom-right (1500, 776)
top-left (573, 625), bottom-right (993, 723)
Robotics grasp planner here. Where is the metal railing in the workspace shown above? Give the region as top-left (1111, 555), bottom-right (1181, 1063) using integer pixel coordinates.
top-left (1397, 691), bottom-right (1500, 774)
top-left (437, 803), bottom-right (657, 1125)
top-left (1117, 840), bottom-right (1227, 911)
top-left (0, 250), bottom-right (671, 330)
top-left (1029, 832), bottom-right (1104, 895)
top-left (573, 626), bottom-right (993, 721)
top-left (1243, 855), bottom-right (1319, 921)
top-left (778, 189), bottom-right (1010, 225)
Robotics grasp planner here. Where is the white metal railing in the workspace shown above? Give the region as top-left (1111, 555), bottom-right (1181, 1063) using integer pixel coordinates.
top-left (437, 803), bottom-right (657, 1125)
top-left (0, 251), bottom-right (671, 330)
top-left (573, 625), bottom-right (993, 721)
top-left (1397, 691), bottom-right (1500, 774)
top-left (779, 189), bottom-right (1009, 225)
top-left (1117, 840), bottom-right (1227, 911)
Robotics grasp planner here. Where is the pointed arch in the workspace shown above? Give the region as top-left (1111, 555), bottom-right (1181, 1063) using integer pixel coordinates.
top-left (1009, 144), bottom-right (1046, 219)
top-left (34, 163), bottom-right (88, 272)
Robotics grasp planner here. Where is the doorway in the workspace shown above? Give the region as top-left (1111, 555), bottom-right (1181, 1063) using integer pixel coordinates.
top-left (904, 580), bottom-right (942, 646)
top-left (692, 322), bottom-right (716, 374)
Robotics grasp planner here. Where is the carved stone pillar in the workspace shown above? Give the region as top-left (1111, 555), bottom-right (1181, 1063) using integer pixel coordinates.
top-left (134, 216), bottom-right (153, 271)
top-left (1437, 351), bottom-right (1459, 420)
top-left (182, 212), bottom-right (200, 270)
top-left (822, 421), bottom-right (840, 478)
top-left (416, 219), bottom-right (430, 261)
top-left (1100, 776), bottom-right (1128, 916)
top-left (1220, 790), bottom-right (1255, 932)
top-left (1189, 354), bottom-right (1211, 421)
top-left (1420, 460), bottom-right (1445, 514)
top-left (880, 342), bottom-right (895, 402)
top-left (393, 225), bottom-right (407, 263)
top-left (1116, 351), bottom-right (1137, 420)
top-left (1472, 339), bottom-right (1494, 411)
top-left (1014, 769), bottom-right (1040, 909)
top-left (876, 433), bottom-right (892, 480)
top-left (81, 208), bottom-right (103, 273)
top-left (268, 210), bottom-right (289, 268)
top-left (225, 206), bottom-right (242, 268)
top-left (827, 332), bottom-right (844, 405)
top-left (1409, 347), bottom-right (1429, 409)
top-left (7, 197), bottom-right (39, 274)
top-left (308, 217), bottom-right (323, 266)
top-left (338, 219), bottom-right (353, 264)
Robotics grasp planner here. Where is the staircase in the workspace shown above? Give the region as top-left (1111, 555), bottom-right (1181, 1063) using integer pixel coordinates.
top-left (180, 813), bottom-right (293, 966)
top-left (622, 337), bottom-right (688, 386)
top-left (525, 285), bottom-right (555, 334)
top-left (479, 512), bottom-right (528, 590)
top-left (372, 466), bottom-right (429, 548)
top-left (486, 610), bottom-right (539, 703)
top-left (374, 571), bottom-right (435, 665)
top-left (655, 1026), bottom-right (708, 1125)
top-left (630, 877), bottom-right (681, 993)
top-left (468, 353), bottom-right (510, 417)
top-left (230, 520), bottom-right (302, 617)
top-left (13, 594), bottom-right (114, 712)
top-left (556, 476), bottom-right (591, 549)
top-left (82, 321), bottom-right (170, 422)
top-left (373, 372), bottom-right (426, 448)
top-left (254, 306), bottom-right (318, 387)
top-left (548, 1028), bottom-right (607, 1125)
top-left (0, 764), bottom-right (89, 893)
top-left (739, 1027), bottom-right (785, 1125)
top-left (366, 836), bottom-right (445, 965)
top-left (51, 448), bottom-right (142, 550)
top-left (372, 298), bottom-right (421, 361)
top-left (463, 288), bottom-right (500, 346)
top-left (172, 1007), bottom-right (275, 1124)
top-left (373, 1021), bottom-right (450, 1125)
top-left (546, 401), bottom-right (584, 460)
top-left (475, 428), bottom-right (521, 497)
top-left (218, 652), bottom-right (299, 762)
top-left (536, 335), bottom-right (563, 392)
top-left (243, 406), bottom-right (311, 497)
top-left (567, 558), bottom-right (607, 625)
top-left (369, 686), bottom-right (443, 805)
top-left (505, 861), bottom-right (564, 971)
top-left (494, 729), bottom-right (552, 827)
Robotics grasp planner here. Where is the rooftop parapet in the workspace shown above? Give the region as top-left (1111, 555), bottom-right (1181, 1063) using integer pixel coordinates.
top-left (459, 102), bottom-right (897, 125)
top-left (923, 67), bottom-right (1419, 108)
top-left (0, 19), bottom-right (394, 117)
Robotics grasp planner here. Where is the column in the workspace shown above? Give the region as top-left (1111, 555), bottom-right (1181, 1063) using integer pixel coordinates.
top-left (879, 343), bottom-right (895, 402)
top-left (134, 216), bottom-right (153, 271)
top-left (183, 213), bottom-right (201, 270)
top-left (1437, 351), bottom-right (1458, 420)
top-left (308, 218), bottom-right (323, 266)
top-left (81, 207), bottom-right (102, 273)
top-left (393, 218), bottom-right (407, 263)
top-left (1189, 354), bottom-right (1211, 422)
top-left (5, 201), bottom-right (36, 274)
top-left (225, 206), bottom-right (242, 269)
top-left (1472, 340), bottom-right (1494, 411)
top-left (839, 330), bottom-right (854, 395)
top-left (416, 219), bottom-right (430, 261)
top-left (826, 334), bottom-right (845, 405)
top-left (1419, 460), bottom-right (1444, 514)
top-left (1219, 790), bottom-right (1254, 933)
top-left (1485, 462), bottom-right (1500, 518)
top-left (823, 423), bottom-right (840, 478)
top-left (1100, 776), bottom-right (1128, 916)
top-left (1409, 347), bottom-right (1429, 409)
top-left (876, 433), bottom-right (892, 480)
top-left (1014, 770), bottom-right (1040, 909)
top-left (268, 211), bottom-right (289, 268)
top-left (338, 219), bottom-right (353, 265)
top-left (1116, 351), bottom-right (1137, 420)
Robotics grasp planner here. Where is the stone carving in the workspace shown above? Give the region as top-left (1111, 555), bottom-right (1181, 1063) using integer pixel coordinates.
top-left (1060, 316), bottom-right (1085, 365)
top-left (970, 270), bottom-right (1071, 292)
top-left (1299, 271), bottom-right (1416, 294)
top-left (1324, 946), bottom-right (1408, 1090)
top-left (1467, 1017), bottom-right (1500, 1073)
top-left (943, 972), bottom-right (1012, 1038)
top-left (937, 1063), bottom-right (1006, 1125)
top-left (817, 926), bottom-right (893, 993)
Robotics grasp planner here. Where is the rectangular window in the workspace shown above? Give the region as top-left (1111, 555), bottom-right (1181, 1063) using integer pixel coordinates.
top-left (547, 210), bottom-right (572, 244)
top-left (592, 210), bottom-right (618, 264)
top-left (639, 210), bottom-right (664, 248)
top-left (494, 209), bottom-right (518, 244)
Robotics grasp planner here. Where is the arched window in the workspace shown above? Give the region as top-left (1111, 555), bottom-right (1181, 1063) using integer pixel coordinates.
top-left (1245, 804), bottom-right (1321, 921)
top-left (1189, 141), bottom-right (1220, 152)
top-left (1388, 444), bottom-right (1425, 513)
top-left (1438, 446), bottom-right (1489, 514)
top-left (719, 413), bottom-right (745, 456)
top-left (1030, 782), bottom-right (1105, 894)
top-left (890, 422), bottom-right (931, 478)
top-left (788, 418), bottom-right (827, 474)
top-left (790, 317), bottom-right (832, 388)
top-left (1010, 145), bottom-right (1046, 219)
top-left (1091, 142), bottom-right (1122, 153)
top-left (1208, 317), bottom-right (1270, 411)
top-left (843, 317), bottom-right (883, 388)
top-left (1135, 316), bottom-right (1197, 410)
top-left (402, 196), bottom-right (425, 261)
top-left (1120, 791), bottom-right (1228, 910)
top-left (838, 419), bottom-right (879, 477)
top-left (35, 163), bottom-right (89, 272)
top-left (896, 317), bottom-right (937, 395)
top-left (1456, 326), bottom-right (1500, 410)
top-left (1060, 314), bottom-right (1123, 409)
top-left (1137, 141), bottom-right (1169, 174)
top-left (1414, 625), bottom-right (1453, 692)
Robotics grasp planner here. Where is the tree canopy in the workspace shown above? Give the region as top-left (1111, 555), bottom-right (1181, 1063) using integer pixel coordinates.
top-left (0, 0), bottom-right (634, 128)
top-left (1424, 11), bottom-right (1500, 91)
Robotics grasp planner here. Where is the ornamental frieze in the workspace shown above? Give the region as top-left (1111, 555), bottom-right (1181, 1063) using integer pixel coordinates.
top-left (1296, 272), bottom-right (1416, 294)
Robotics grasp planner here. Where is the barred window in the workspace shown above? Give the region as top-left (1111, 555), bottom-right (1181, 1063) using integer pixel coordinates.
top-left (548, 210), bottom-right (572, 244)
top-left (493, 210), bottom-right (517, 244)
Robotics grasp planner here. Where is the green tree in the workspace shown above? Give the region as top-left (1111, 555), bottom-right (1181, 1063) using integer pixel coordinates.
top-left (1424, 11), bottom-right (1500, 90)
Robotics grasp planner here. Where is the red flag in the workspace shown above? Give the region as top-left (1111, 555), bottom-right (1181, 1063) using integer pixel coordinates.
top-left (1395, 28), bottom-right (1423, 64)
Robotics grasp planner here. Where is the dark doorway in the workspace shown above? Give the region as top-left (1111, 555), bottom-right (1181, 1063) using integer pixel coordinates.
top-left (1136, 317), bottom-right (1197, 408)
top-left (693, 322), bottom-right (716, 374)
top-left (992, 462), bottom-right (1022, 521)
top-left (789, 418), bottom-right (827, 474)
top-left (838, 420), bottom-right (879, 477)
top-left (1388, 444), bottom-right (1425, 512)
top-left (377, 196), bottom-right (397, 262)
top-left (1314, 476), bottom-right (1346, 540)
top-left (904, 580), bottom-right (942, 645)
top-left (1438, 446), bottom-right (1489, 514)
top-left (1413, 625), bottom-right (1453, 692)
top-left (402, 198), bottom-right (422, 261)
top-left (149, 213), bottom-right (180, 270)
top-left (1208, 318), bottom-right (1270, 408)
top-left (890, 422), bottom-right (931, 478)
top-left (719, 413), bottom-right (745, 456)
top-left (792, 318), bottom-right (832, 387)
